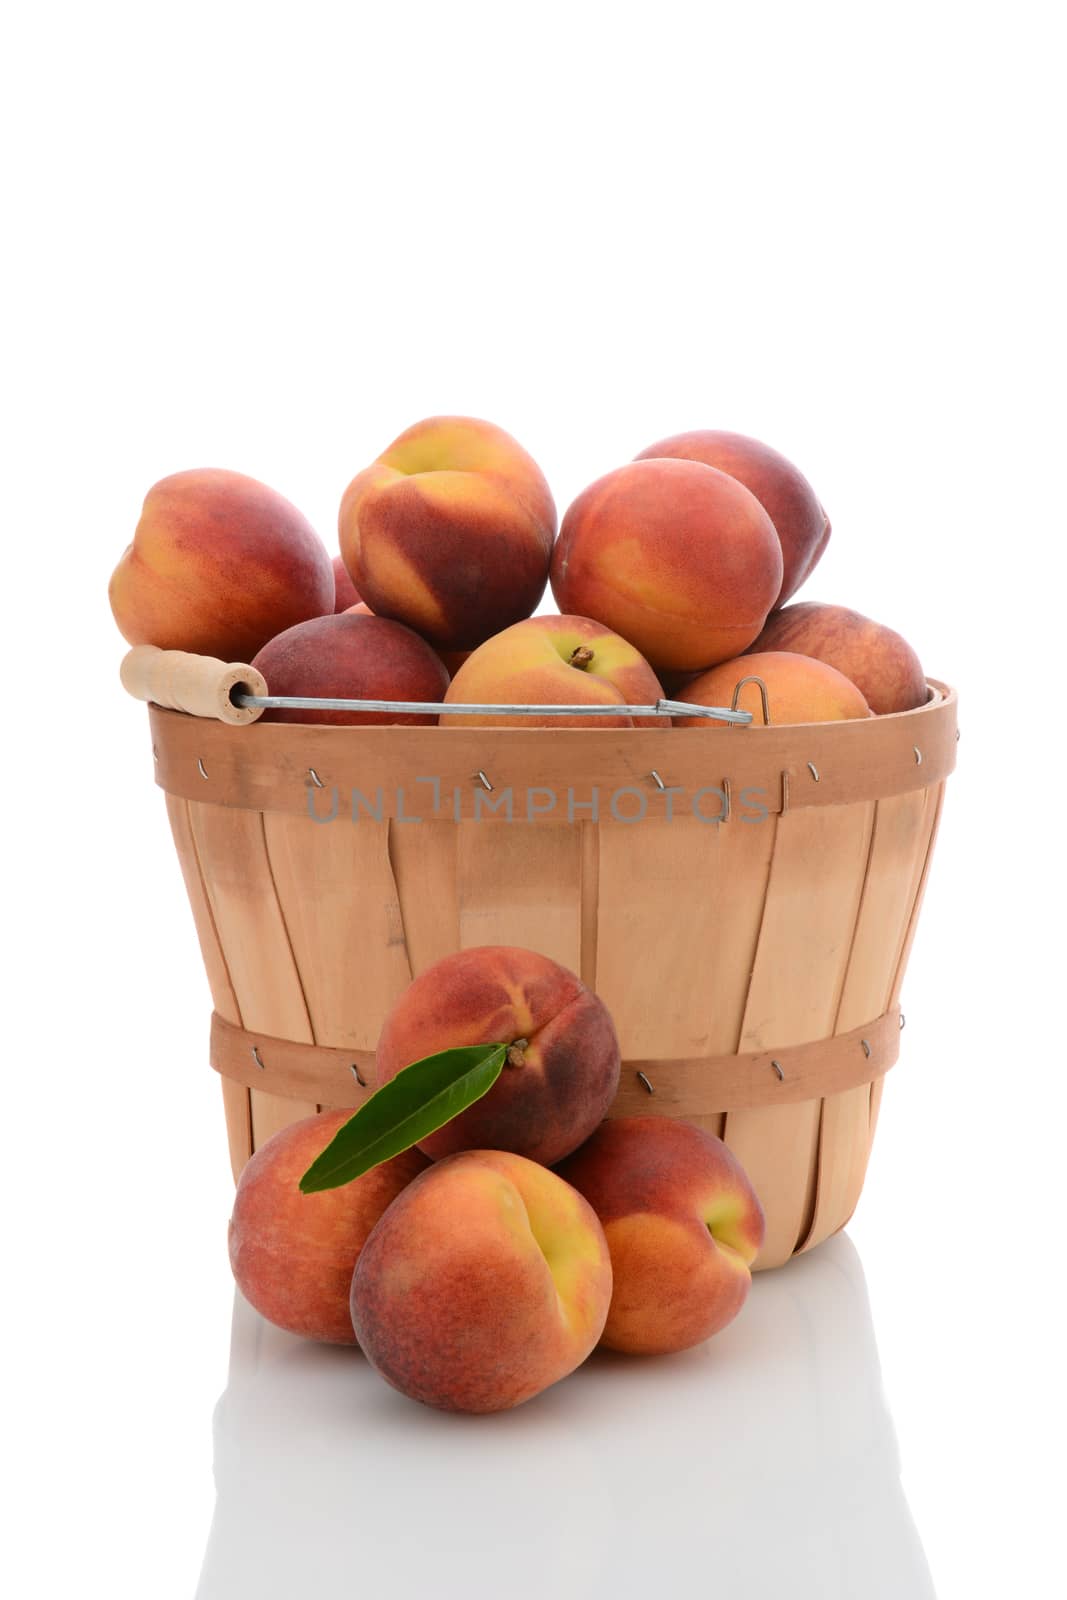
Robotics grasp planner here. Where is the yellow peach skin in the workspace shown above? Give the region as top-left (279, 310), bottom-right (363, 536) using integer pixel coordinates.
top-left (349, 1150), bottom-right (612, 1412)
top-left (749, 602), bottom-right (928, 714)
top-left (441, 613), bottom-right (665, 728)
top-left (339, 416), bottom-right (557, 652)
top-left (550, 458), bottom-right (783, 674)
top-left (375, 946), bottom-right (621, 1167)
top-left (109, 468), bottom-right (334, 660)
top-left (228, 1111), bottom-right (429, 1345)
top-left (635, 430), bottom-right (831, 607)
top-left (676, 650), bottom-right (870, 727)
top-left (557, 1117), bottom-right (765, 1355)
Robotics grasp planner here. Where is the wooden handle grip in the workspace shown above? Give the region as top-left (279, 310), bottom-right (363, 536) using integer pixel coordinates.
top-left (120, 646), bottom-right (268, 725)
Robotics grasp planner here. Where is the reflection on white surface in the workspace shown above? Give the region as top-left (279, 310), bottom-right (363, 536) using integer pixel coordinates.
top-left (196, 1233), bottom-right (933, 1600)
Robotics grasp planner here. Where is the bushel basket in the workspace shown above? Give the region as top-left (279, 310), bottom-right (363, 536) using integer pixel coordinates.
top-left (132, 646), bottom-right (956, 1270)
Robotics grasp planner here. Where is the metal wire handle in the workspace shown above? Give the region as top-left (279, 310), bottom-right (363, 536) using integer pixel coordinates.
top-left (232, 692), bottom-right (753, 724)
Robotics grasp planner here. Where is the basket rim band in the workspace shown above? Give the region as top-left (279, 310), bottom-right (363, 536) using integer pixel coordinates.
top-left (209, 1006), bottom-right (901, 1117)
top-left (149, 680), bottom-right (956, 821)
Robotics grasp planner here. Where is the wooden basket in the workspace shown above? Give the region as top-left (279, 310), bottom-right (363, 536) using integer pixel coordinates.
top-left (139, 657), bottom-right (956, 1270)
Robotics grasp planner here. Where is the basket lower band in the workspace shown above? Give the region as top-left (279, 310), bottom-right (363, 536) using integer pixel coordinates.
top-left (209, 1007), bottom-right (901, 1116)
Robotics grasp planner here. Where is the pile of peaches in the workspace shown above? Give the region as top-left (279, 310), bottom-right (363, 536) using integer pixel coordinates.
top-left (229, 944), bottom-right (767, 1414)
top-left (109, 416), bottom-right (927, 726)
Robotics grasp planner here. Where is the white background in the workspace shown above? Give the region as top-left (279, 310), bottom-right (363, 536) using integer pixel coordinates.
top-left (4, 3), bottom-right (1064, 1596)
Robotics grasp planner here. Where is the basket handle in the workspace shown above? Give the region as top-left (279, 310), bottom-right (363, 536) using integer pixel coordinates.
top-left (120, 645), bottom-right (755, 726)
top-left (120, 646), bottom-right (268, 726)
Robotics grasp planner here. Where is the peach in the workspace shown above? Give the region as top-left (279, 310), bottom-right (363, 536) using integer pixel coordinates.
top-left (441, 613), bottom-right (665, 728)
top-left (228, 1111), bottom-right (429, 1345)
top-left (109, 468), bottom-right (333, 661)
top-left (550, 458), bottom-right (782, 673)
top-left (557, 1117), bottom-right (764, 1355)
top-left (332, 554), bottom-right (361, 612)
top-left (437, 648), bottom-right (471, 678)
top-left (635, 430), bottom-right (830, 605)
top-left (344, 598), bottom-right (460, 679)
top-left (338, 416), bottom-right (557, 652)
top-left (676, 650), bottom-right (870, 726)
top-left (250, 611), bottom-right (449, 726)
top-left (750, 602), bottom-right (928, 714)
top-left (375, 946), bottom-right (620, 1167)
top-left (350, 1149), bottom-right (612, 1411)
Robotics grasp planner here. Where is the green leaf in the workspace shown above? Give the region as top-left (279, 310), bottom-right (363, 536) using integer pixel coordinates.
top-left (298, 1042), bottom-right (508, 1193)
